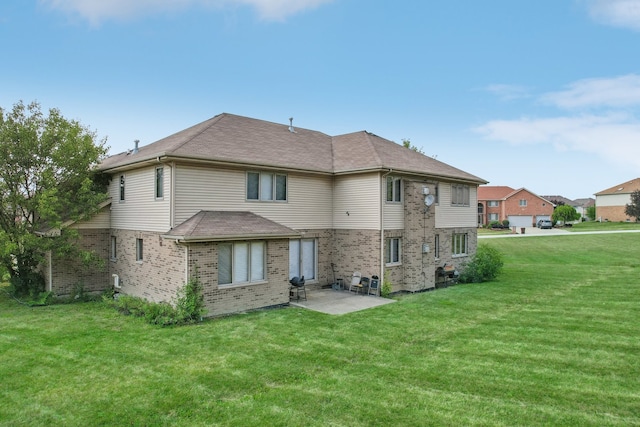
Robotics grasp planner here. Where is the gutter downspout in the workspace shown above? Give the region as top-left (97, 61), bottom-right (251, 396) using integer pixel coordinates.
top-left (381, 169), bottom-right (393, 288)
top-left (47, 250), bottom-right (52, 292)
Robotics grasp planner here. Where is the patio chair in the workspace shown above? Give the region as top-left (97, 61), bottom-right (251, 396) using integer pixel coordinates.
top-left (348, 271), bottom-right (362, 294)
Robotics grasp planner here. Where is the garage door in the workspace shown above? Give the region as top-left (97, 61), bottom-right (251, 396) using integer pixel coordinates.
top-left (508, 215), bottom-right (533, 227)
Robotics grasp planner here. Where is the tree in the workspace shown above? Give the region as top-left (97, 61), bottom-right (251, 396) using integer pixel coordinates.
top-left (0, 101), bottom-right (109, 297)
top-left (552, 205), bottom-right (581, 225)
top-left (625, 190), bottom-right (640, 221)
top-left (401, 138), bottom-right (425, 155)
top-left (586, 205), bottom-right (596, 221)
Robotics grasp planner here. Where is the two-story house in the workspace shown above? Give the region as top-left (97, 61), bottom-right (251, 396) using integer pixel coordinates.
top-left (595, 178), bottom-right (640, 222)
top-left (478, 186), bottom-right (554, 228)
top-left (44, 113), bottom-right (487, 316)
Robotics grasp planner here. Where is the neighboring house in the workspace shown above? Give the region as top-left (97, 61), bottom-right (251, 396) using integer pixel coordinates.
top-left (594, 178), bottom-right (640, 222)
top-left (44, 113), bottom-right (486, 316)
top-left (478, 186), bottom-right (554, 227)
top-left (542, 195), bottom-right (595, 222)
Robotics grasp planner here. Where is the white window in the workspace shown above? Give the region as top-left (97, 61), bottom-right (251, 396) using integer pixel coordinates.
top-left (110, 236), bottom-right (117, 260)
top-left (119, 175), bottom-right (125, 202)
top-left (218, 241), bottom-right (266, 286)
top-left (489, 213), bottom-right (499, 221)
top-left (451, 184), bottom-right (470, 206)
top-left (155, 167), bottom-right (164, 199)
top-left (452, 233), bottom-right (468, 256)
top-left (289, 239), bottom-right (316, 280)
top-left (519, 199), bottom-right (527, 207)
top-left (136, 238), bottom-right (143, 261)
top-left (385, 237), bottom-right (402, 265)
top-left (386, 177), bottom-right (402, 202)
top-left (488, 200), bottom-right (498, 207)
top-left (247, 172), bottom-right (287, 201)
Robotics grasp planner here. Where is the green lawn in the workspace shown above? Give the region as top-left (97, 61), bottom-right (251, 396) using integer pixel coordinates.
top-left (1, 234), bottom-right (639, 426)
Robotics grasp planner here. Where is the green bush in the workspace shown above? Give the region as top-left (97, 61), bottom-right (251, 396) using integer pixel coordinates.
top-left (458, 243), bottom-right (504, 284)
top-left (381, 270), bottom-right (393, 297)
top-left (502, 219), bottom-right (510, 227)
top-left (104, 276), bottom-right (206, 326)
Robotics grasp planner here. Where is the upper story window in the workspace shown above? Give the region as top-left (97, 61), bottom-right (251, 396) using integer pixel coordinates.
top-left (119, 175), bottom-right (125, 202)
top-left (451, 184), bottom-right (470, 207)
top-left (488, 200), bottom-right (498, 207)
top-left (155, 167), bottom-right (164, 199)
top-left (247, 172), bottom-right (287, 201)
top-left (519, 199), bottom-right (527, 207)
top-left (386, 177), bottom-right (402, 202)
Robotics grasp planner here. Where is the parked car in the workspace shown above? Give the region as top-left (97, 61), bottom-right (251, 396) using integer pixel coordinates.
top-left (538, 220), bottom-right (553, 229)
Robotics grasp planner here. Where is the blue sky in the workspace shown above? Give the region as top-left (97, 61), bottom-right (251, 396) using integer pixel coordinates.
top-left (2, 0), bottom-right (640, 200)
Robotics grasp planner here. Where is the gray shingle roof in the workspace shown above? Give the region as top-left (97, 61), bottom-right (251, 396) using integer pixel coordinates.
top-left (100, 113), bottom-right (486, 183)
top-left (163, 211), bottom-right (300, 242)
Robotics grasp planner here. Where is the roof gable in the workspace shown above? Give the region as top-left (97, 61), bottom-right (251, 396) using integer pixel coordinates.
top-left (595, 178), bottom-right (640, 196)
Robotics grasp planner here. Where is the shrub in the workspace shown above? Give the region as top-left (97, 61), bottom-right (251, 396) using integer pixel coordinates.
top-left (458, 243), bottom-right (504, 284)
top-left (175, 276), bottom-right (206, 323)
top-left (381, 270), bottom-right (393, 297)
top-left (502, 219), bottom-right (510, 227)
top-left (103, 277), bottom-right (206, 326)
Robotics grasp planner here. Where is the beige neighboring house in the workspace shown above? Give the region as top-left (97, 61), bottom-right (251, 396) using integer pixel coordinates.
top-left (45, 113), bottom-right (487, 316)
top-left (594, 178), bottom-right (640, 222)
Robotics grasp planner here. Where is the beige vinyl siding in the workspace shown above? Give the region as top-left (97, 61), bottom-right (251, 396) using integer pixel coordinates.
top-left (333, 172), bottom-right (381, 230)
top-left (596, 193), bottom-right (631, 207)
top-left (70, 206), bottom-right (110, 229)
top-left (174, 165), bottom-right (333, 229)
top-left (110, 165), bottom-right (171, 232)
top-left (383, 201), bottom-right (404, 229)
top-left (435, 182), bottom-right (478, 228)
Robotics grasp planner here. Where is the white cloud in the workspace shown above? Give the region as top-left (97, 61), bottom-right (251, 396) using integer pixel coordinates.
top-left (475, 112), bottom-right (640, 169)
top-left (40, 0), bottom-right (333, 25)
top-left (485, 84), bottom-right (531, 101)
top-left (541, 74), bottom-right (640, 109)
top-left (585, 0), bottom-right (640, 31)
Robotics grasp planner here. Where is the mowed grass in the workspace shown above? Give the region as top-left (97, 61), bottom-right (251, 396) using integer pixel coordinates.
top-left (1, 234), bottom-right (639, 426)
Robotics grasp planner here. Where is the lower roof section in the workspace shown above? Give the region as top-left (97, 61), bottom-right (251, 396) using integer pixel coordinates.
top-left (163, 210), bottom-right (300, 242)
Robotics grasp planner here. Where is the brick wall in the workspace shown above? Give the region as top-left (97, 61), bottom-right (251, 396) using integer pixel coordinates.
top-left (48, 228), bottom-right (111, 296)
top-left (109, 229), bottom-right (185, 303)
top-left (190, 239), bottom-right (290, 317)
top-left (331, 229), bottom-right (381, 287)
top-left (596, 206), bottom-right (633, 222)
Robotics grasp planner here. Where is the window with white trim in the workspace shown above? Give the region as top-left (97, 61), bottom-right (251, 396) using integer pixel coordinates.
top-left (110, 236), bottom-right (117, 260)
top-left (136, 238), bottom-right (143, 261)
top-left (452, 233), bottom-right (468, 256)
top-left (489, 213), bottom-right (499, 221)
top-left (247, 172), bottom-right (287, 201)
top-left (289, 239), bottom-right (316, 280)
top-left (386, 177), bottom-right (402, 202)
top-left (451, 184), bottom-right (470, 206)
top-left (385, 237), bottom-right (402, 265)
top-left (109, 236), bottom-right (118, 261)
top-left (218, 241), bottom-right (266, 285)
top-left (519, 199), bottom-right (527, 207)
top-left (155, 167), bottom-right (164, 199)
top-left (488, 200), bottom-right (498, 207)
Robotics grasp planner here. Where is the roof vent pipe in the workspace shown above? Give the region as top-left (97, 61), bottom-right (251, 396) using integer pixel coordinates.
top-left (133, 139), bottom-right (140, 154)
top-left (288, 117), bottom-right (296, 133)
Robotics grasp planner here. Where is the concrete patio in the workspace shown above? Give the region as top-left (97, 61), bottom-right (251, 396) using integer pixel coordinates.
top-left (289, 287), bottom-right (396, 315)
